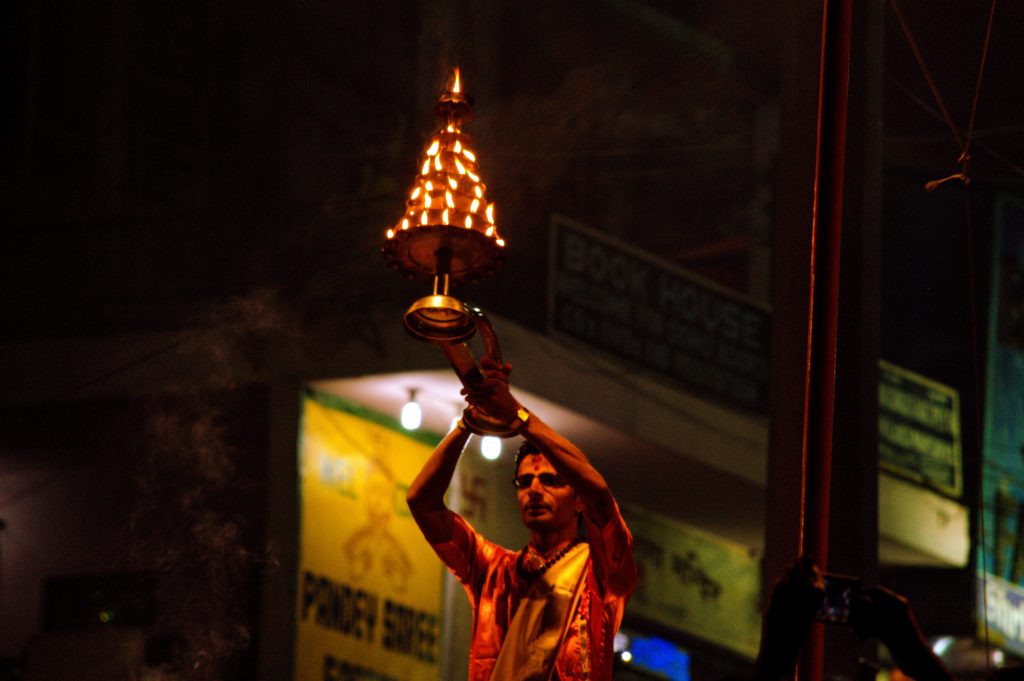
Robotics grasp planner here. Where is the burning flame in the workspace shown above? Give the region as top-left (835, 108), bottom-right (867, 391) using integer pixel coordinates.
top-left (387, 68), bottom-right (504, 249)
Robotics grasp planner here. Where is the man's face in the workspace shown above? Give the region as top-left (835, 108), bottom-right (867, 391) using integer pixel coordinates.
top-left (515, 453), bottom-right (581, 533)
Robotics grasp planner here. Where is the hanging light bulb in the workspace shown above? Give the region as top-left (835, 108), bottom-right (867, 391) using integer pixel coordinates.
top-left (401, 389), bottom-right (422, 430)
top-left (480, 435), bottom-right (501, 460)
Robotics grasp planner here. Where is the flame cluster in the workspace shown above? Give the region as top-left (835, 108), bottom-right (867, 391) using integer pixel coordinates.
top-left (387, 79), bottom-right (503, 247)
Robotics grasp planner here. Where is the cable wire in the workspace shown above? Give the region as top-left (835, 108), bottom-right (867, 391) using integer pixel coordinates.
top-left (887, 0), bottom-right (965, 152)
top-left (886, 2), bottom-right (1001, 669)
top-left (964, 1), bottom-right (999, 161)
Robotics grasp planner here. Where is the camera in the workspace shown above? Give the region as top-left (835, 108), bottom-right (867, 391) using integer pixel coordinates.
top-left (815, 573), bottom-right (860, 625)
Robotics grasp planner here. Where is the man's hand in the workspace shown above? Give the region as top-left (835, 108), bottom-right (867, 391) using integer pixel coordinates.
top-left (853, 585), bottom-right (921, 650)
top-left (852, 586), bottom-right (955, 681)
top-left (753, 556), bottom-right (825, 681)
top-left (461, 356), bottom-right (519, 423)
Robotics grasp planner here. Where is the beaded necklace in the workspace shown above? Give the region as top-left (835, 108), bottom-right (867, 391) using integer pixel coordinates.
top-left (518, 538), bottom-right (582, 579)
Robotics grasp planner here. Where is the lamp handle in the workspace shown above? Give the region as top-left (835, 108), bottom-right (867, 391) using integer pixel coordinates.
top-left (440, 308), bottom-right (520, 437)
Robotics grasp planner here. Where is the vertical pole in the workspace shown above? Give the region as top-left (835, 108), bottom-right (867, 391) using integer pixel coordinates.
top-left (800, 1), bottom-right (853, 680)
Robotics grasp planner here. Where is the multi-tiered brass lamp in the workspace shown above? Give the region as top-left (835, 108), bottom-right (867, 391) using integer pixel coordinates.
top-left (383, 69), bottom-right (516, 435)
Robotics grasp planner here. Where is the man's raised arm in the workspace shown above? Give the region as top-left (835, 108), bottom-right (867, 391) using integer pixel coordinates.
top-left (465, 357), bottom-right (616, 528)
top-left (406, 424), bottom-right (471, 544)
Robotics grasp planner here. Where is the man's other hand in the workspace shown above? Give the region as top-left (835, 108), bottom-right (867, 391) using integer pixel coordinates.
top-left (461, 356), bottom-right (518, 422)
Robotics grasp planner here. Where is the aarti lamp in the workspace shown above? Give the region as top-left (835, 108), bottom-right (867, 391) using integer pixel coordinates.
top-left (383, 69), bottom-right (516, 436)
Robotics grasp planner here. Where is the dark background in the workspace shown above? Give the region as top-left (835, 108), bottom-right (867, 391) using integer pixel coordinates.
top-left (1, 1), bottom-right (1023, 679)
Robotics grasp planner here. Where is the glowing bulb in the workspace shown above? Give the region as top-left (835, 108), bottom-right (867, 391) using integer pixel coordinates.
top-left (455, 159), bottom-right (466, 175)
top-left (620, 651), bottom-right (633, 663)
top-left (486, 204), bottom-right (495, 223)
top-left (445, 191), bottom-right (454, 208)
top-left (420, 211), bottom-right (428, 225)
top-left (465, 216), bottom-right (473, 228)
top-left (481, 436), bottom-right (501, 460)
top-left (496, 238), bottom-right (505, 247)
top-left (425, 181), bottom-right (433, 191)
top-left (446, 124), bottom-right (454, 132)
top-left (424, 193), bottom-right (432, 208)
top-left (470, 198), bottom-right (480, 212)
top-left (932, 637), bottom-right (954, 656)
top-left (452, 68), bottom-right (461, 94)
top-left (386, 228), bottom-right (395, 239)
top-left (427, 139), bottom-right (440, 156)
top-left (463, 148), bottom-right (476, 161)
top-left (401, 390), bottom-right (422, 430)
top-left (466, 170), bottom-right (479, 182)
top-left (485, 226), bottom-right (494, 236)
top-left (402, 218), bottom-right (409, 230)
top-left (442, 209), bottom-right (449, 225)
top-left (421, 159), bottom-right (430, 175)
top-left (410, 187), bottom-right (421, 200)
top-left (474, 186), bottom-right (483, 198)
top-left (454, 140), bottom-right (462, 153)
top-left (434, 155), bottom-right (442, 171)
top-left (448, 178), bottom-right (458, 189)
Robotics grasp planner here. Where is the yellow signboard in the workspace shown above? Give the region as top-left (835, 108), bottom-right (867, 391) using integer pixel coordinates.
top-left (295, 390), bottom-right (443, 681)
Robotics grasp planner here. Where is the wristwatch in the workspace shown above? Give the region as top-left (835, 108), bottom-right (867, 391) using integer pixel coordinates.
top-left (510, 406), bottom-right (530, 434)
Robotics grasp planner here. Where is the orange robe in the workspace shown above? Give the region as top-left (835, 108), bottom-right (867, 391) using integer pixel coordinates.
top-left (430, 503), bottom-right (637, 681)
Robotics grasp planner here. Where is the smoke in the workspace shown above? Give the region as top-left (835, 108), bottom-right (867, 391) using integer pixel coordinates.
top-left (130, 394), bottom-right (262, 681)
top-left (129, 288), bottom-right (302, 679)
top-left (125, 196), bottom-right (392, 678)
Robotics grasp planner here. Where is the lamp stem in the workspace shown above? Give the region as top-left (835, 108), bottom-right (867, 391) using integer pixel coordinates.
top-left (433, 247), bottom-right (454, 296)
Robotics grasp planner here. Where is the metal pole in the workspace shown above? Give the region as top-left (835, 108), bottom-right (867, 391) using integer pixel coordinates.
top-left (800, 0), bottom-right (852, 679)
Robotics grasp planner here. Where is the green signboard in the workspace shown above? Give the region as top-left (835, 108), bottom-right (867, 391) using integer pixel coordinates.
top-left (878, 359), bottom-right (962, 498)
